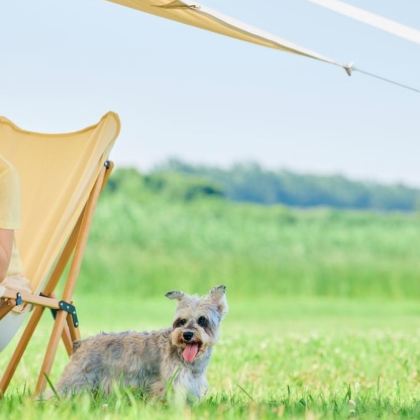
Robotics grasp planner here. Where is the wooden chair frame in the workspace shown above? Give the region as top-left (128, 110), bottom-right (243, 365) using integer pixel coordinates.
top-left (0, 160), bottom-right (114, 397)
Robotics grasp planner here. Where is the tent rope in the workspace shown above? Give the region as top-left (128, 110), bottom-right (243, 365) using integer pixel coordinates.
top-left (349, 65), bottom-right (420, 94)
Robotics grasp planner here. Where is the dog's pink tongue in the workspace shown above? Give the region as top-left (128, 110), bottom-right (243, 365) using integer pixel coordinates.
top-left (182, 343), bottom-right (199, 363)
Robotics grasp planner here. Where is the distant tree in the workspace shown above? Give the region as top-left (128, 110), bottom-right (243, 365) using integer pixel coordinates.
top-left (154, 159), bottom-right (420, 212)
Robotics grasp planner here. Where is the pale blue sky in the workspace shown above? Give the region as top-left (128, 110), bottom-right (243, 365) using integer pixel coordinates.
top-left (1, 0), bottom-right (419, 186)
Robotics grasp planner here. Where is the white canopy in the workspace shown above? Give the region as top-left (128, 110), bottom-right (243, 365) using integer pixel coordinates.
top-left (308, 0), bottom-right (420, 46)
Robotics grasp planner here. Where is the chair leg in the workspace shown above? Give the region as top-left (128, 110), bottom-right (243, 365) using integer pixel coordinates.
top-left (31, 309), bottom-right (73, 393)
top-left (61, 321), bottom-right (73, 356)
top-left (0, 303), bottom-right (14, 321)
top-left (48, 293), bottom-right (73, 356)
top-left (35, 166), bottom-right (107, 393)
top-left (67, 312), bottom-right (81, 342)
top-left (34, 310), bottom-right (67, 396)
top-left (0, 306), bottom-right (45, 397)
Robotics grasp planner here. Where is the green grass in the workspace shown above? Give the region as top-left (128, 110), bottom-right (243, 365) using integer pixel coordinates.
top-left (80, 195), bottom-right (420, 299)
top-left (2, 180), bottom-right (420, 417)
top-left (1, 298), bottom-right (419, 419)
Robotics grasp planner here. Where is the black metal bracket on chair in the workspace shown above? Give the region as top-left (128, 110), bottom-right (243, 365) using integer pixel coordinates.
top-left (15, 292), bottom-right (23, 306)
top-left (39, 294), bottom-right (79, 328)
top-left (50, 301), bottom-right (79, 328)
top-left (59, 301), bottom-right (79, 328)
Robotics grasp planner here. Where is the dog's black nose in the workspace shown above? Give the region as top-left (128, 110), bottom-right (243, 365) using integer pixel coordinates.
top-left (183, 331), bottom-right (194, 342)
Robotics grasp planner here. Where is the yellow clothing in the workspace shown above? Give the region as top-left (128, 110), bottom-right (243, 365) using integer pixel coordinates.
top-left (0, 155), bottom-right (23, 276)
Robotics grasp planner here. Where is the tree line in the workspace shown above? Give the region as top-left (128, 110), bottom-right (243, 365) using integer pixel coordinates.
top-left (153, 159), bottom-right (420, 211)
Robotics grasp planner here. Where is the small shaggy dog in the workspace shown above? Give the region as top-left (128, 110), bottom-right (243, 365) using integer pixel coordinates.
top-left (55, 285), bottom-right (228, 400)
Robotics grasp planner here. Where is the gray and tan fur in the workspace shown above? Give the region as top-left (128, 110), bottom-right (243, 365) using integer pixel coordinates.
top-left (55, 285), bottom-right (228, 400)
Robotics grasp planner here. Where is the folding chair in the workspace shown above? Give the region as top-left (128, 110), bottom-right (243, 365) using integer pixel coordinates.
top-left (0, 112), bottom-right (120, 396)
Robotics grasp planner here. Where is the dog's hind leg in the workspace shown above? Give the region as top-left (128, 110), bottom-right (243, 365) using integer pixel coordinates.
top-left (56, 351), bottom-right (105, 396)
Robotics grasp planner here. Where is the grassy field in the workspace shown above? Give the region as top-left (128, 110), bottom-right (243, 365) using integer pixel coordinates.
top-left (81, 192), bottom-right (420, 299)
top-left (0, 298), bottom-right (419, 419)
top-left (1, 176), bottom-right (420, 418)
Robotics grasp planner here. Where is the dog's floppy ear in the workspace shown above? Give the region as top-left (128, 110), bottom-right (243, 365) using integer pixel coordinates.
top-left (165, 290), bottom-right (185, 301)
top-left (209, 285), bottom-right (228, 317)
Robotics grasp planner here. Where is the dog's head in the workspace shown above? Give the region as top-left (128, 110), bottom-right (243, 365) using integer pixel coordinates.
top-left (166, 285), bottom-right (228, 364)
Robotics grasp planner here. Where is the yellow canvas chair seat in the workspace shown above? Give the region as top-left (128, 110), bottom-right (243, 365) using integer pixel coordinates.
top-left (0, 112), bottom-right (120, 396)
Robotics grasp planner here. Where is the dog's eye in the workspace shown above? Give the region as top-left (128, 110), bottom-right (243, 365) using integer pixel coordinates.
top-left (197, 316), bottom-right (208, 328)
top-left (174, 318), bottom-right (187, 328)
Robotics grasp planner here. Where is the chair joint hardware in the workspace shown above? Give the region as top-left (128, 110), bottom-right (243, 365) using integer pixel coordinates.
top-left (50, 301), bottom-right (79, 328)
top-left (15, 292), bottom-right (23, 306)
top-left (59, 301), bottom-right (79, 328)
